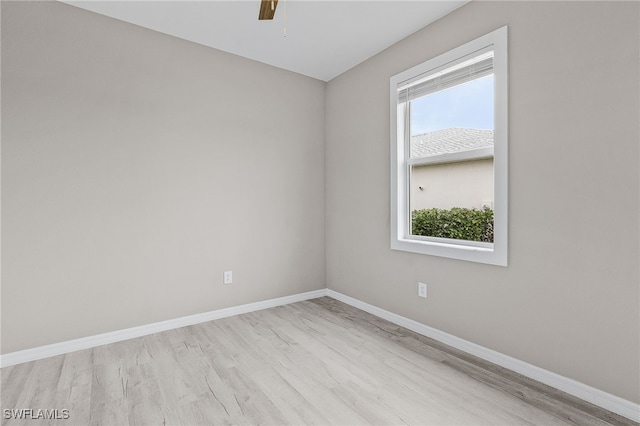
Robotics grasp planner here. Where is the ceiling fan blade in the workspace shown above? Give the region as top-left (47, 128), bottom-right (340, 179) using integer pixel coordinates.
top-left (258, 0), bottom-right (278, 20)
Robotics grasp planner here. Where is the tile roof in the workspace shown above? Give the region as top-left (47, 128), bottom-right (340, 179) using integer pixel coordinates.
top-left (410, 128), bottom-right (494, 158)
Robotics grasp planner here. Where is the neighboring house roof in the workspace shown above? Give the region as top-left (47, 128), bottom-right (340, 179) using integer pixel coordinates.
top-left (410, 128), bottom-right (494, 158)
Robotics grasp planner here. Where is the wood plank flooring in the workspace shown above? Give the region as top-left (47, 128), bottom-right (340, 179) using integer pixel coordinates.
top-left (1, 297), bottom-right (636, 425)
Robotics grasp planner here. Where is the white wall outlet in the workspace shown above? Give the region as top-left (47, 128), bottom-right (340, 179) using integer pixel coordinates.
top-left (223, 271), bottom-right (233, 284)
top-left (418, 282), bottom-right (427, 298)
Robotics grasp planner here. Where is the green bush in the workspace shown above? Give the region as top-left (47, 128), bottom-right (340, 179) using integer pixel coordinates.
top-left (411, 207), bottom-right (494, 243)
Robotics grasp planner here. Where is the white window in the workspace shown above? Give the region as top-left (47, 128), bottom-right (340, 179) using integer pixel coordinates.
top-left (390, 26), bottom-right (508, 266)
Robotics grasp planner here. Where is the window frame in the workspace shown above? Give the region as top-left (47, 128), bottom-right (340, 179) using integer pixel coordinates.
top-left (390, 26), bottom-right (508, 266)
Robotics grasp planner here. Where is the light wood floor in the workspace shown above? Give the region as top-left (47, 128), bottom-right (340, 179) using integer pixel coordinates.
top-left (1, 297), bottom-right (635, 426)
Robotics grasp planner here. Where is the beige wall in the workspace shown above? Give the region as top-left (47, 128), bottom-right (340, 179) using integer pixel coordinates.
top-left (2, 0), bottom-right (639, 408)
top-left (326, 1), bottom-right (639, 404)
top-left (411, 159), bottom-right (493, 211)
top-left (1, 2), bottom-right (326, 353)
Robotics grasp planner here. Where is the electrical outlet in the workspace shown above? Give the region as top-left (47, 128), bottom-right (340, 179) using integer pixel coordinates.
top-left (418, 282), bottom-right (427, 298)
top-left (223, 271), bottom-right (233, 284)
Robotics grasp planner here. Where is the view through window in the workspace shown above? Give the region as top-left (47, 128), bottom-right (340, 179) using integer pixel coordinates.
top-left (407, 69), bottom-right (495, 243)
top-left (390, 26), bottom-right (508, 265)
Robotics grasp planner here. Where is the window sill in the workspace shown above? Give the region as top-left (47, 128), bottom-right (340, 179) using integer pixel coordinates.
top-left (391, 237), bottom-right (507, 266)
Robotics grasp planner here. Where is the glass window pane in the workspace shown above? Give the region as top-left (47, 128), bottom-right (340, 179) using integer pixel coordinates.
top-left (409, 74), bottom-right (494, 158)
top-left (408, 74), bottom-right (495, 242)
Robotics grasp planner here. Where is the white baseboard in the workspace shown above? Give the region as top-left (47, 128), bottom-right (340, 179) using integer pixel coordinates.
top-left (0, 289), bottom-right (328, 368)
top-left (326, 289), bottom-right (640, 423)
top-left (2, 287), bottom-right (637, 422)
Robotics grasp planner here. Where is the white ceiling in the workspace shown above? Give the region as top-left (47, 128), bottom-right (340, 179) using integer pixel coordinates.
top-left (61, 0), bottom-right (469, 81)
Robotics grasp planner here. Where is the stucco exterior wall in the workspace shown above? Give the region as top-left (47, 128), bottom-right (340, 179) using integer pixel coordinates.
top-left (410, 158), bottom-right (494, 211)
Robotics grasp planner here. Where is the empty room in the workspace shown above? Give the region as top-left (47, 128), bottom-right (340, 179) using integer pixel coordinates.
top-left (1, 0), bottom-right (639, 425)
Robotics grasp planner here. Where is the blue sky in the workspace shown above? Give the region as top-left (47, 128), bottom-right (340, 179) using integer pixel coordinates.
top-left (410, 75), bottom-right (494, 136)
